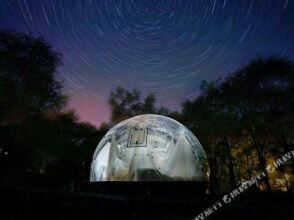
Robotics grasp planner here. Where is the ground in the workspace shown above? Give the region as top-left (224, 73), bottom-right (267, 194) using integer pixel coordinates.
top-left (0, 186), bottom-right (293, 220)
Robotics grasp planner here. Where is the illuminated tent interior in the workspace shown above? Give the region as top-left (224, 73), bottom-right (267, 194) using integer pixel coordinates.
top-left (90, 114), bottom-right (209, 182)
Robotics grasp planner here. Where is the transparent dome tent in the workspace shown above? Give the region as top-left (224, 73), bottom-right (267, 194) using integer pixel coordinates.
top-left (90, 114), bottom-right (209, 182)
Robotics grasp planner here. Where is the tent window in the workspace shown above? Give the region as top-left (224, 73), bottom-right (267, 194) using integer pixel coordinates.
top-left (127, 128), bottom-right (148, 147)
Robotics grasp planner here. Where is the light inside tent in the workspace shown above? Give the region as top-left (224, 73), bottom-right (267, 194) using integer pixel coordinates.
top-left (90, 114), bottom-right (209, 181)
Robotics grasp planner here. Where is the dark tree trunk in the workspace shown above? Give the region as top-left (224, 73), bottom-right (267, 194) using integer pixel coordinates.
top-left (208, 143), bottom-right (218, 192)
top-left (251, 132), bottom-right (272, 192)
top-left (280, 131), bottom-right (294, 178)
top-left (246, 154), bottom-right (252, 179)
top-left (223, 135), bottom-right (237, 189)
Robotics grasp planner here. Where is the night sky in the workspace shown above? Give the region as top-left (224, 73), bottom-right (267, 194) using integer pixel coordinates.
top-left (0, 0), bottom-right (293, 127)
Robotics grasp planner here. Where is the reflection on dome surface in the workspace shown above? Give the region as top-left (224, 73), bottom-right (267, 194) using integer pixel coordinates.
top-left (90, 114), bottom-right (209, 181)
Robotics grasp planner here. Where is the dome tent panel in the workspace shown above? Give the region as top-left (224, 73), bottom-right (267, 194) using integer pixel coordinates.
top-left (90, 114), bottom-right (209, 181)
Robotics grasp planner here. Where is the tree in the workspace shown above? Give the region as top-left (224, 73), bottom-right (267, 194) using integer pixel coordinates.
top-left (221, 57), bottom-right (294, 191)
top-left (182, 81), bottom-right (239, 190)
top-left (108, 86), bottom-right (169, 124)
top-left (181, 57), bottom-right (294, 192)
top-left (0, 31), bottom-right (66, 124)
top-left (37, 111), bottom-right (99, 189)
top-left (0, 31), bottom-right (67, 186)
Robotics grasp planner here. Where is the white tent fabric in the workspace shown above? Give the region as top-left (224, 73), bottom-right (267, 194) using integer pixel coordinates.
top-left (90, 114), bottom-right (209, 181)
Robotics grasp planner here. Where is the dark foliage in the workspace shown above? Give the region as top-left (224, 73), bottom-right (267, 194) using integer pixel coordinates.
top-left (0, 31), bottom-right (66, 123)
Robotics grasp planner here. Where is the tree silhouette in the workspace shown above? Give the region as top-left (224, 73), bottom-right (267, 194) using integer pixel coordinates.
top-left (109, 86), bottom-right (169, 124)
top-left (182, 57), bottom-right (294, 192)
top-left (0, 31), bottom-right (66, 124)
top-left (0, 31), bottom-right (69, 186)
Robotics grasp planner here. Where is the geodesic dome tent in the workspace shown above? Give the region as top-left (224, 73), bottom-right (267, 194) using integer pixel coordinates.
top-left (90, 114), bottom-right (209, 181)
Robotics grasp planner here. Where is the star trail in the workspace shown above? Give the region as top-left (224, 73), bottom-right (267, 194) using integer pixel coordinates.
top-left (0, 0), bottom-right (293, 127)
